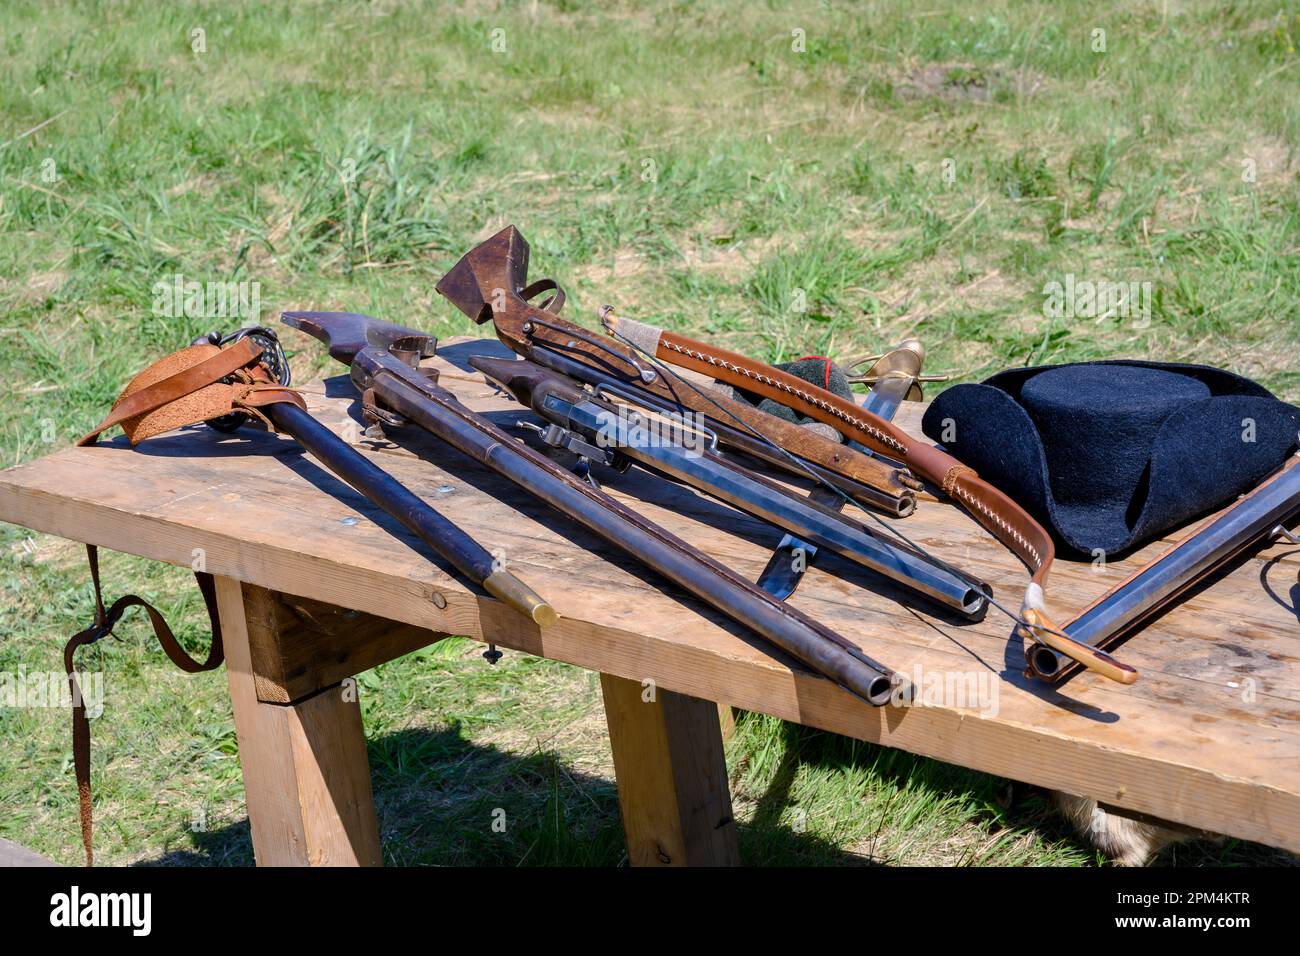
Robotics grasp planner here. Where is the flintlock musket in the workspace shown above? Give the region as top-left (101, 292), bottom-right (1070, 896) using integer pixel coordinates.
top-left (471, 355), bottom-right (988, 619)
top-left (282, 310), bottom-right (900, 706)
top-left (600, 301), bottom-right (1139, 685)
top-left (433, 226), bottom-right (1132, 683)
top-left (1028, 453), bottom-right (1300, 682)
top-left (433, 226), bottom-right (920, 517)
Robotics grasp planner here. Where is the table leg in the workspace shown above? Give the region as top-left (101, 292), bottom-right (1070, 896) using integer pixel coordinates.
top-left (717, 703), bottom-right (737, 741)
top-left (599, 673), bottom-right (740, 866)
top-left (215, 576), bottom-right (382, 866)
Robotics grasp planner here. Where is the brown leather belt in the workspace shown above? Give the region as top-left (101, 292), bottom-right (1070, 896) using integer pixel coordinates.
top-left (77, 337), bottom-right (305, 447)
top-left (64, 545), bottom-right (223, 866)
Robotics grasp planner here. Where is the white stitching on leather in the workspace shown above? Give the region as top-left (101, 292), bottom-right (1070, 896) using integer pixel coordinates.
top-left (662, 338), bottom-right (1044, 569)
top-left (662, 340), bottom-right (909, 456)
top-left (947, 482), bottom-right (1042, 567)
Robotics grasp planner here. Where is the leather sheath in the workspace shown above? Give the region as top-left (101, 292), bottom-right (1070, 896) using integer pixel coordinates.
top-left (642, 325), bottom-right (1056, 588)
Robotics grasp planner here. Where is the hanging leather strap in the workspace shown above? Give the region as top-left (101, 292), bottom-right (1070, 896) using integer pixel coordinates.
top-left (64, 544), bottom-right (223, 866)
top-left (64, 336), bottom-right (304, 864)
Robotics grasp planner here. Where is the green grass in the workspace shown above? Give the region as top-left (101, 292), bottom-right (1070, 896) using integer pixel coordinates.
top-left (1, 0), bottom-right (1297, 865)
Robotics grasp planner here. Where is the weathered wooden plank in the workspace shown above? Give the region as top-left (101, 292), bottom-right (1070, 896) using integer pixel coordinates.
top-left (243, 585), bottom-right (449, 703)
top-left (216, 577), bottom-right (382, 866)
top-left (0, 838), bottom-right (60, 867)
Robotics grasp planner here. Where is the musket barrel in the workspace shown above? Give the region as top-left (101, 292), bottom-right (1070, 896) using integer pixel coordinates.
top-left (366, 358), bottom-right (897, 705)
top-left (470, 353), bottom-right (986, 618)
top-left (564, 393), bottom-right (987, 618)
top-left (523, 344), bottom-right (917, 516)
top-left (263, 402), bottom-right (555, 625)
top-left (1030, 456), bottom-right (1300, 680)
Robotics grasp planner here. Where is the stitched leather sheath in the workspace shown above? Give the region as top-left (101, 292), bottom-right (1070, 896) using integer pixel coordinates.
top-left (635, 323), bottom-right (1057, 589)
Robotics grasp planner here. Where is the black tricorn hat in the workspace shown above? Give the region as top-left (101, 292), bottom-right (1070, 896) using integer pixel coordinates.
top-left (920, 361), bottom-right (1300, 557)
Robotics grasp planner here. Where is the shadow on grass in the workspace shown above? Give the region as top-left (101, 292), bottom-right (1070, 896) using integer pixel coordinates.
top-left (732, 717), bottom-right (1299, 868)
top-left (141, 724), bottom-right (625, 867)
top-left (139, 721), bottom-right (879, 867)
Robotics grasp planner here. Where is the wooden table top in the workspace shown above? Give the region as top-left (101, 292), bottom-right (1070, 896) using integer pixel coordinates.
top-left (2, 336), bottom-right (1297, 852)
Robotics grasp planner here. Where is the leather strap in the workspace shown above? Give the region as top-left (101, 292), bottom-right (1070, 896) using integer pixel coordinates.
top-left (65, 337), bottom-right (305, 864)
top-left (64, 544), bottom-right (223, 866)
top-left (430, 228), bottom-right (917, 503)
top-left (520, 277), bottom-right (566, 314)
top-left (76, 338), bottom-right (307, 447)
top-left (643, 325), bottom-right (1057, 585)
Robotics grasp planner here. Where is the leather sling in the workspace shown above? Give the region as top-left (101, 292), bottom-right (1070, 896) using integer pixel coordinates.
top-left (66, 337), bottom-right (306, 865)
top-left (64, 544), bottom-right (223, 866)
top-left (610, 318), bottom-right (1057, 588)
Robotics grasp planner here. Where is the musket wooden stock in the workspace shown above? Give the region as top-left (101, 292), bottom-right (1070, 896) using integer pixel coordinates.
top-left (433, 225), bottom-right (918, 515)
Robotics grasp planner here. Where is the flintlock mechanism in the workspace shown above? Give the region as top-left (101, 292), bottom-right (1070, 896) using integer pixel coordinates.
top-left (470, 354), bottom-right (988, 619)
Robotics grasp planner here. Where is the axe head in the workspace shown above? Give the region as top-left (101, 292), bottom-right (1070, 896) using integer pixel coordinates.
top-left (281, 311), bottom-right (437, 365)
top-left (435, 225), bottom-right (531, 324)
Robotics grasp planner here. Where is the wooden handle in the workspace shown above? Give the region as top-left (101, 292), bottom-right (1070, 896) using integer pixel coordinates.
top-left (1022, 609), bottom-right (1139, 685)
